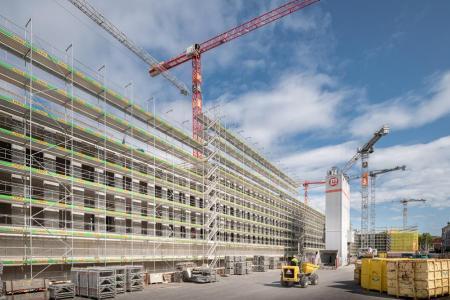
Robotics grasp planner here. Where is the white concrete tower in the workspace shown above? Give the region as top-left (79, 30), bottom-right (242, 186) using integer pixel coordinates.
top-left (325, 167), bottom-right (350, 266)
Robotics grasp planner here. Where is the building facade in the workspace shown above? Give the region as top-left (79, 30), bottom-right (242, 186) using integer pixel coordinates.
top-left (443, 223), bottom-right (450, 252)
top-left (0, 18), bottom-right (325, 279)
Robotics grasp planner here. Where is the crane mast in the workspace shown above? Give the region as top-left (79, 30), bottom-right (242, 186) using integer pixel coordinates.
top-left (369, 165), bottom-right (406, 233)
top-left (149, 0), bottom-right (319, 156)
top-left (398, 199), bottom-right (426, 229)
top-left (341, 125), bottom-right (390, 250)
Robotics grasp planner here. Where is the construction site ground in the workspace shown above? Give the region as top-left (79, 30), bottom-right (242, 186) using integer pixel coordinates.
top-left (6, 265), bottom-right (399, 300)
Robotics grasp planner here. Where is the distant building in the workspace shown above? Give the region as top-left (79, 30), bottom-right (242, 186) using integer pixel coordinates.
top-left (432, 237), bottom-right (443, 253)
top-left (442, 222), bottom-right (450, 252)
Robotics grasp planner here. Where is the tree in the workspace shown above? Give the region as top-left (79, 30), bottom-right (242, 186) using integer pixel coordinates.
top-left (419, 233), bottom-right (433, 252)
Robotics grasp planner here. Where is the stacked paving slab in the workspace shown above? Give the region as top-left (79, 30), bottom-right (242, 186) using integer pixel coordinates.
top-left (234, 256), bottom-right (247, 275)
top-left (224, 256), bottom-right (252, 275)
top-left (253, 256), bottom-right (270, 272)
top-left (224, 256), bottom-right (235, 275)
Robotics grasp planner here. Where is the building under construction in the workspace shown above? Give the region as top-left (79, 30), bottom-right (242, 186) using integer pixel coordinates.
top-left (350, 229), bottom-right (419, 256)
top-left (0, 17), bottom-right (325, 280)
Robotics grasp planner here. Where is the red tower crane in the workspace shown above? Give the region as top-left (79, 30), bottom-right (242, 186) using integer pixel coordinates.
top-left (150, 0), bottom-right (319, 156)
top-left (301, 180), bottom-right (325, 205)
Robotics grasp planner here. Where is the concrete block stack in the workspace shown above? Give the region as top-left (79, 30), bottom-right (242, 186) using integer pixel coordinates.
top-left (224, 256), bottom-right (235, 276)
top-left (0, 263), bottom-right (5, 300)
top-left (234, 262), bottom-right (246, 275)
top-left (253, 256), bottom-right (269, 272)
top-left (246, 261), bottom-right (253, 274)
top-left (269, 257), bottom-right (279, 270)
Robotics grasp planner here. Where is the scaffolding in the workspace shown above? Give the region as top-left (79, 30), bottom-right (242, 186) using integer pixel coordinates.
top-left (352, 228), bottom-right (419, 254)
top-left (0, 14), bottom-right (325, 281)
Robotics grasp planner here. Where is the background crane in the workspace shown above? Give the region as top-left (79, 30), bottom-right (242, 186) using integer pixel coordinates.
top-left (369, 165), bottom-right (406, 233)
top-left (68, 0), bottom-right (189, 95)
top-left (396, 199), bottom-right (426, 229)
top-left (341, 125), bottom-right (390, 249)
top-left (300, 180), bottom-right (326, 206)
top-left (149, 0), bottom-right (319, 156)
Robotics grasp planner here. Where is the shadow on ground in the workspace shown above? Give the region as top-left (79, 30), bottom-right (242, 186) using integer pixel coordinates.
top-left (328, 281), bottom-right (395, 299)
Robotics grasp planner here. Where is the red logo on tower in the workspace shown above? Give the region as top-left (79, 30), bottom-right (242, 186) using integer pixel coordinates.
top-left (329, 177), bottom-right (339, 187)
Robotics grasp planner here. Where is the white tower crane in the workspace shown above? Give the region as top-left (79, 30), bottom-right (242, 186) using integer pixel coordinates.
top-left (397, 199), bottom-right (426, 229)
top-left (369, 165), bottom-right (406, 232)
top-left (341, 125), bottom-right (390, 249)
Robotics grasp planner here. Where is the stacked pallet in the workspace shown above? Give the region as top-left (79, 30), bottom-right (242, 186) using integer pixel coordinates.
top-left (125, 266), bottom-right (144, 292)
top-left (71, 267), bottom-right (115, 299)
top-left (234, 262), bottom-right (246, 275)
top-left (48, 283), bottom-right (75, 300)
top-left (224, 256), bottom-right (235, 275)
top-left (246, 261), bottom-right (253, 274)
top-left (87, 268), bottom-right (116, 299)
top-left (269, 257), bottom-right (279, 270)
top-left (111, 267), bottom-right (126, 294)
top-left (0, 263), bottom-right (4, 300)
top-left (70, 268), bottom-right (82, 296)
top-left (234, 256), bottom-right (247, 275)
top-left (387, 259), bottom-right (450, 299)
top-left (253, 256), bottom-right (269, 272)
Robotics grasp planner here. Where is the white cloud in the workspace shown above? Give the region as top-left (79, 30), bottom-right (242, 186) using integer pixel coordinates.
top-left (349, 71), bottom-right (450, 137)
top-left (369, 136), bottom-right (450, 209)
top-left (285, 136), bottom-right (450, 215)
top-left (221, 72), bottom-right (351, 147)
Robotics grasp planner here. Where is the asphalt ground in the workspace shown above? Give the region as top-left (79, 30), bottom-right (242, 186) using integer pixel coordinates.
top-left (8, 265), bottom-right (433, 300)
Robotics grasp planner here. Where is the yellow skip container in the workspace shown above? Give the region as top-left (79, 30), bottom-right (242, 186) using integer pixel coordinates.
top-left (361, 258), bottom-right (409, 292)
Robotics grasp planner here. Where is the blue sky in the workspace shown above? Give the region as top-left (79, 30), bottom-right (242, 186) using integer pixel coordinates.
top-left (2, 0), bottom-right (449, 235)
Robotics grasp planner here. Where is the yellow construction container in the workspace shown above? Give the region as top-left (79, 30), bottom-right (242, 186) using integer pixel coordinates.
top-left (388, 230), bottom-right (419, 252)
top-left (361, 258), bottom-right (372, 289)
top-left (386, 259), bottom-right (450, 299)
top-left (354, 261), bottom-right (362, 284)
top-left (361, 258), bottom-right (409, 292)
top-left (378, 252), bottom-right (387, 258)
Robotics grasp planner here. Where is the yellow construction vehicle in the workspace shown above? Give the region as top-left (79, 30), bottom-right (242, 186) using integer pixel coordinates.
top-left (280, 262), bottom-right (320, 288)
